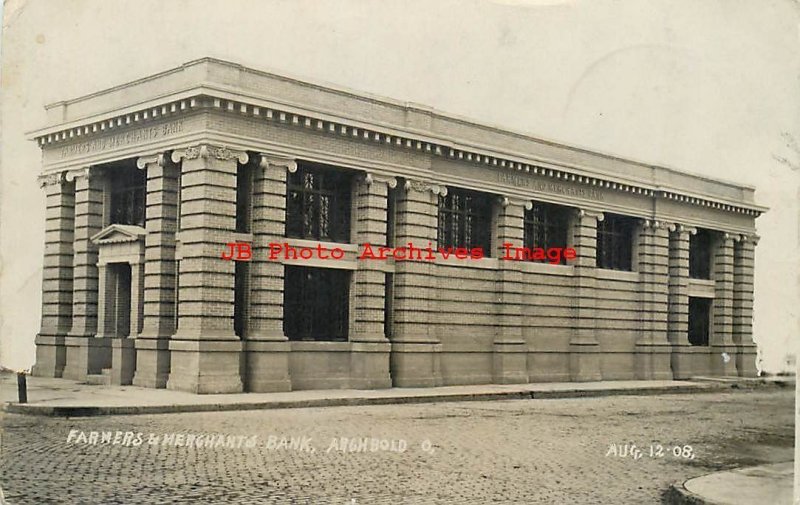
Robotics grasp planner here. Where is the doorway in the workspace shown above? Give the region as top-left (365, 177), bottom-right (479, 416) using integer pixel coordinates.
top-left (111, 263), bottom-right (132, 337)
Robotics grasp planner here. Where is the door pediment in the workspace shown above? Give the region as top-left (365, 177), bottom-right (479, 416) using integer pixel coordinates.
top-left (91, 224), bottom-right (146, 245)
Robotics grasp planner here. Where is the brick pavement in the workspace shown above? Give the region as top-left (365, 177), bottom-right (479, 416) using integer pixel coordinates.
top-left (0, 389), bottom-right (793, 504)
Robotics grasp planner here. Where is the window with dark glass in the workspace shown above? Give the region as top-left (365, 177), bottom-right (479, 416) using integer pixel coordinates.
top-left (596, 213), bottom-right (636, 271)
top-left (386, 186), bottom-right (397, 247)
top-left (233, 261), bottom-right (249, 339)
top-left (688, 297), bottom-right (711, 346)
top-left (109, 166), bottom-right (146, 226)
top-left (437, 188), bottom-right (493, 255)
top-left (384, 273), bottom-right (394, 339)
top-left (236, 164), bottom-right (252, 233)
top-left (689, 228), bottom-right (714, 279)
top-left (286, 163), bottom-right (352, 243)
top-left (283, 266), bottom-right (350, 341)
top-left (173, 260), bottom-right (180, 331)
top-left (523, 202), bottom-right (571, 264)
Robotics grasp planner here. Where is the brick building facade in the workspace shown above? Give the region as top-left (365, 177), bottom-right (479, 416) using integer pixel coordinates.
top-left (30, 58), bottom-right (765, 393)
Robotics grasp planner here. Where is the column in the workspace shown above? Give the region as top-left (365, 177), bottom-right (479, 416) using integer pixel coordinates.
top-left (667, 224), bottom-right (694, 378)
top-left (492, 197), bottom-right (529, 384)
top-left (63, 167), bottom-right (110, 380)
top-left (569, 209), bottom-right (602, 381)
top-left (733, 234), bottom-right (758, 377)
top-left (134, 153), bottom-right (179, 388)
top-left (634, 220), bottom-right (672, 379)
top-left (711, 233), bottom-right (737, 375)
top-left (243, 154), bottom-right (294, 392)
top-left (166, 144), bottom-right (247, 393)
top-left (32, 173), bottom-right (74, 378)
top-left (348, 173), bottom-right (395, 388)
top-left (390, 179), bottom-right (444, 387)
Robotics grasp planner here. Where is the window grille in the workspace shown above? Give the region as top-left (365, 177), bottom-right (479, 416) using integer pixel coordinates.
top-left (596, 214), bottom-right (636, 271)
top-left (437, 188), bottom-right (493, 255)
top-left (283, 266), bottom-right (350, 341)
top-left (286, 163), bottom-right (352, 243)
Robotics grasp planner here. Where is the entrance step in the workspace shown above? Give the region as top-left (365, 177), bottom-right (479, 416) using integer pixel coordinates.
top-left (85, 372), bottom-right (111, 386)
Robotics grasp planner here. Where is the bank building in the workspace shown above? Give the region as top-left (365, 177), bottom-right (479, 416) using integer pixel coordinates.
top-left (30, 58), bottom-right (765, 393)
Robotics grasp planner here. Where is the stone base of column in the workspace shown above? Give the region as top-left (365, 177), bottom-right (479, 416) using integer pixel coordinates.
top-left (62, 336), bottom-right (111, 381)
top-left (569, 342), bottom-right (602, 381)
top-left (634, 344), bottom-right (674, 380)
top-left (390, 341), bottom-right (443, 387)
top-left (492, 341), bottom-right (529, 384)
top-left (167, 339), bottom-right (244, 394)
top-left (31, 334), bottom-right (66, 378)
top-left (670, 345), bottom-right (721, 378)
top-left (109, 338), bottom-right (136, 386)
top-left (132, 337), bottom-right (171, 389)
top-left (735, 344), bottom-right (759, 377)
top-left (244, 338), bottom-right (292, 393)
top-left (349, 341), bottom-right (392, 389)
top-left (711, 344), bottom-right (739, 376)
top-left (670, 346), bottom-right (697, 379)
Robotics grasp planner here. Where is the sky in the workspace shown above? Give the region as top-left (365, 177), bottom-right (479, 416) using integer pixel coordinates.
top-left (1, 0), bottom-right (798, 373)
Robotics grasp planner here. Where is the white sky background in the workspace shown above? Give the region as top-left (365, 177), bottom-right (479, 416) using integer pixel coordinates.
top-left (1, 0), bottom-right (798, 373)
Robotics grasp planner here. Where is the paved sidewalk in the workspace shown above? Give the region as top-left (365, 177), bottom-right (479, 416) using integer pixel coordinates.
top-left (665, 462), bottom-right (793, 505)
top-left (0, 372), bottom-right (790, 417)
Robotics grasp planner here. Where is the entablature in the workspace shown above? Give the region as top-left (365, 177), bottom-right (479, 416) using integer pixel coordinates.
top-left (30, 59), bottom-right (767, 222)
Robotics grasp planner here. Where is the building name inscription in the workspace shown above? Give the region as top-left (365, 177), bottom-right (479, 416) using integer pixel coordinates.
top-left (497, 172), bottom-right (604, 201)
top-left (59, 120), bottom-right (185, 159)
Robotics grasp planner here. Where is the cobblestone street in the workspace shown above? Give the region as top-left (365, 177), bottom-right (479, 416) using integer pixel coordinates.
top-left (0, 388), bottom-right (793, 504)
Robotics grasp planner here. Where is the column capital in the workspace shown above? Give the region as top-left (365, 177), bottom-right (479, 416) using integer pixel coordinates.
top-left (258, 153), bottom-right (297, 173)
top-left (738, 233), bottom-right (760, 245)
top-left (171, 144), bottom-right (249, 164)
top-left (499, 196), bottom-right (532, 210)
top-left (136, 152), bottom-right (167, 169)
top-left (64, 166), bottom-right (93, 182)
top-left (576, 208), bottom-right (604, 221)
top-left (37, 171), bottom-right (65, 188)
top-left (361, 172), bottom-right (398, 189)
top-left (641, 219), bottom-right (672, 231)
top-left (404, 178), bottom-right (447, 196)
top-left (674, 224), bottom-right (697, 236)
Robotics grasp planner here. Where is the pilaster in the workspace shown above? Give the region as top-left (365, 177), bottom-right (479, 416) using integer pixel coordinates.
top-left (347, 172), bottom-right (393, 389)
top-left (634, 220), bottom-right (672, 380)
top-left (243, 154), bottom-right (294, 392)
top-left (712, 233), bottom-right (737, 375)
top-left (134, 153), bottom-right (179, 388)
top-left (32, 172), bottom-right (74, 378)
top-left (733, 234), bottom-right (758, 377)
top-left (667, 224), bottom-right (695, 378)
top-left (569, 209), bottom-right (603, 381)
top-left (492, 197), bottom-right (529, 384)
top-left (166, 144), bottom-right (247, 393)
top-left (63, 167), bottom-right (110, 380)
top-left (390, 179), bottom-right (444, 387)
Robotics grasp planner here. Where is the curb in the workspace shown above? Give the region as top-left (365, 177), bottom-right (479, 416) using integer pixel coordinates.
top-left (662, 461), bottom-right (794, 505)
top-left (1, 382), bottom-right (740, 418)
top-left (663, 482), bottom-right (715, 505)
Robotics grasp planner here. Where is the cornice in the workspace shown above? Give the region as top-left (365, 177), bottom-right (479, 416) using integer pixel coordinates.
top-left (30, 91), bottom-right (765, 217)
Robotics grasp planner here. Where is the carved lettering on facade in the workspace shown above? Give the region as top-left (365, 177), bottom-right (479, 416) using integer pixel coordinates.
top-left (496, 172), bottom-right (604, 201)
top-left (59, 120), bottom-right (185, 159)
